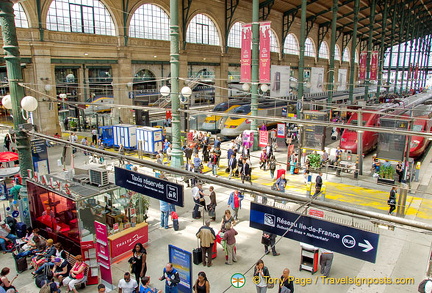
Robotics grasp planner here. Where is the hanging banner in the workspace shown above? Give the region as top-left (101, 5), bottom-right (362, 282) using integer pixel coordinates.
top-left (258, 130), bottom-right (269, 148)
top-left (310, 67), bottom-right (324, 93)
top-left (408, 63), bottom-right (413, 79)
top-left (414, 63), bottom-right (419, 79)
top-left (359, 51), bottom-right (367, 81)
top-left (240, 24), bottom-right (252, 83)
top-left (370, 51), bottom-right (378, 81)
top-left (259, 21), bottom-right (271, 84)
top-left (277, 123), bottom-right (286, 138)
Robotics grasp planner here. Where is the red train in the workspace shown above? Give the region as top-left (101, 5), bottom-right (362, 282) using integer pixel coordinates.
top-left (409, 115), bottom-right (432, 158)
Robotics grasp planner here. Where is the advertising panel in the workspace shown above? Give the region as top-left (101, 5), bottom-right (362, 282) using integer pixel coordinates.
top-left (94, 221), bottom-right (112, 285)
top-left (258, 130), bottom-right (268, 148)
top-left (337, 69), bottom-right (348, 91)
top-left (370, 51), bottom-right (378, 80)
top-left (359, 51), bottom-right (367, 81)
top-left (109, 224), bottom-right (149, 259)
top-left (270, 65), bottom-right (290, 97)
top-left (169, 245), bottom-right (192, 293)
top-left (310, 67), bottom-right (325, 94)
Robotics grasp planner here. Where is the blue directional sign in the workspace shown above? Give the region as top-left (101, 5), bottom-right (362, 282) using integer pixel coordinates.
top-left (115, 167), bottom-right (184, 207)
top-left (250, 203), bottom-right (379, 263)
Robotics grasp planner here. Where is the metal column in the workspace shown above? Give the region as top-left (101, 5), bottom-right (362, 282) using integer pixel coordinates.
top-left (250, 0), bottom-right (259, 150)
top-left (348, 0), bottom-right (360, 103)
top-left (297, 0), bottom-right (307, 112)
top-left (327, 0), bottom-right (338, 103)
top-left (376, 0), bottom-right (389, 99)
top-left (169, 0), bottom-right (183, 169)
top-left (0, 1), bottom-right (33, 180)
top-left (364, 0), bottom-right (376, 101)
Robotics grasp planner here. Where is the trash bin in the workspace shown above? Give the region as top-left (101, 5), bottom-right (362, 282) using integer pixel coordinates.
top-left (299, 243), bottom-right (319, 274)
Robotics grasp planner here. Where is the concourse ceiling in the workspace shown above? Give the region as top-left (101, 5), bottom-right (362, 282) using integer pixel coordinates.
top-left (252, 0), bottom-right (432, 47)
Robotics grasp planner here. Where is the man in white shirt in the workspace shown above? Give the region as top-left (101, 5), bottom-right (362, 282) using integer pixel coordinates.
top-left (118, 272), bottom-right (138, 293)
top-left (191, 183), bottom-right (205, 219)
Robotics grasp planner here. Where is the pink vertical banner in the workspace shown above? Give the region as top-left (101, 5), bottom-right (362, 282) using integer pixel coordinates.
top-left (240, 24), bottom-right (252, 83)
top-left (259, 22), bottom-right (271, 83)
top-left (258, 130), bottom-right (268, 147)
top-left (359, 51), bottom-right (367, 81)
top-left (408, 63), bottom-right (412, 79)
top-left (370, 51), bottom-right (378, 81)
top-left (94, 221), bottom-right (112, 285)
top-left (414, 63), bottom-right (419, 79)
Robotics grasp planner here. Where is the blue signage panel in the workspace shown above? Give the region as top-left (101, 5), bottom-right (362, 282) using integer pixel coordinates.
top-left (115, 167), bottom-right (184, 207)
top-left (250, 203), bottom-right (379, 263)
top-left (169, 245), bottom-right (192, 293)
top-left (31, 139), bottom-right (50, 174)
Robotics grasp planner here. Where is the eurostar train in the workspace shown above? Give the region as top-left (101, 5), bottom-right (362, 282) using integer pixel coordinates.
top-left (220, 101), bottom-right (287, 137)
top-left (201, 100), bottom-right (249, 132)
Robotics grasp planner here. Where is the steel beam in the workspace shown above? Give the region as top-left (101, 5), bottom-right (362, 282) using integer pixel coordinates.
top-left (364, 0), bottom-right (376, 101)
top-left (348, 0), bottom-right (360, 103)
top-left (181, 0), bottom-right (193, 50)
top-left (224, 0), bottom-right (240, 53)
top-left (259, 0), bottom-right (275, 21)
top-left (327, 0), bottom-right (338, 103)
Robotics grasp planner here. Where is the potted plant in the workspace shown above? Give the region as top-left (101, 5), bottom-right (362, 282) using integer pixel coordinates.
top-left (69, 120), bottom-right (77, 131)
top-left (131, 193), bottom-right (149, 223)
top-left (307, 153), bottom-right (322, 170)
top-left (378, 163), bottom-right (395, 185)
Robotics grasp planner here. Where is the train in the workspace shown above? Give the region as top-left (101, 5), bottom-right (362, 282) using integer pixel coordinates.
top-left (220, 101), bottom-right (287, 138)
top-left (340, 92), bottom-right (432, 155)
top-left (409, 115), bottom-right (432, 158)
top-left (84, 96), bottom-right (113, 114)
top-left (201, 100), bottom-right (249, 133)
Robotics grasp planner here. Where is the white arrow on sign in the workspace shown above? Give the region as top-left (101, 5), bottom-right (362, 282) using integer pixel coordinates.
top-left (358, 240), bottom-right (374, 252)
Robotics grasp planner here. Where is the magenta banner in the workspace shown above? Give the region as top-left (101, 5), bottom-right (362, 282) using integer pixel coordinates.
top-left (359, 51), bottom-right (367, 81)
top-left (259, 22), bottom-right (271, 84)
top-left (240, 24), bottom-right (252, 83)
top-left (94, 221), bottom-right (112, 284)
top-left (370, 51), bottom-right (378, 81)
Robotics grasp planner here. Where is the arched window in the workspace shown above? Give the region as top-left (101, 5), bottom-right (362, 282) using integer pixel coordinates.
top-left (342, 47), bottom-right (350, 62)
top-left (305, 38), bottom-right (316, 58)
top-left (334, 45), bottom-right (341, 61)
top-left (318, 42), bottom-right (329, 59)
top-left (47, 0), bottom-right (115, 36)
top-left (133, 69), bottom-right (157, 91)
top-left (129, 4), bottom-right (169, 40)
top-left (186, 14), bottom-right (220, 46)
top-left (269, 29), bottom-right (279, 53)
top-left (14, 3), bottom-right (28, 28)
top-left (227, 22), bottom-right (242, 48)
top-left (283, 33), bottom-right (299, 55)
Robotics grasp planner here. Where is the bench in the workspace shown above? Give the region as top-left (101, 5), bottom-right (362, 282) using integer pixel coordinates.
top-left (64, 251), bottom-right (89, 289)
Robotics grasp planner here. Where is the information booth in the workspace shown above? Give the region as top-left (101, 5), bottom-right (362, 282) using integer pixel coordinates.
top-left (27, 173), bottom-right (149, 283)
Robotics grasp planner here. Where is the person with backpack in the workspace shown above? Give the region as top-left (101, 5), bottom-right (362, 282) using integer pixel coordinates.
top-left (268, 155), bottom-right (277, 179)
top-left (39, 271), bottom-right (60, 293)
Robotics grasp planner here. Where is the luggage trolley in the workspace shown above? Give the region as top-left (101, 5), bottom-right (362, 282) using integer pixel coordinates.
top-left (299, 243), bottom-right (319, 274)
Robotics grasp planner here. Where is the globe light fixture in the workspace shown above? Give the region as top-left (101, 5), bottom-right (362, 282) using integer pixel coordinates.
top-left (260, 84), bottom-right (269, 92)
top-left (242, 83), bottom-right (250, 92)
top-left (160, 85), bottom-right (171, 97)
top-left (2, 95), bottom-right (12, 109)
top-left (21, 95), bottom-right (38, 120)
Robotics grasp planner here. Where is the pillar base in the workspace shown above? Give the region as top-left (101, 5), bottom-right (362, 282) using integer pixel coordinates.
top-left (170, 150), bottom-right (184, 169)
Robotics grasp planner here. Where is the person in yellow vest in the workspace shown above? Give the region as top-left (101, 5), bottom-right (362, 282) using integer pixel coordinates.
top-left (415, 161), bottom-right (421, 182)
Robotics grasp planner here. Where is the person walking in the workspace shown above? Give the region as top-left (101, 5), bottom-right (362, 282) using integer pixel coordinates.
top-left (222, 223), bottom-right (237, 265)
top-left (118, 272), bottom-right (138, 293)
top-left (388, 186), bottom-right (397, 215)
top-left (259, 149), bottom-right (268, 170)
top-left (253, 259), bottom-right (270, 293)
top-left (415, 161), bottom-right (421, 182)
top-left (228, 154), bottom-right (237, 179)
top-left (278, 268), bottom-right (294, 293)
top-left (209, 151), bottom-right (219, 177)
top-left (314, 172), bottom-right (323, 197)
top-left (240, 158), bottom-right (251, 184)
top-left (227, 190), bottom-right (244, 221)
top-left (3, 134), bottom-right (11, 151)
top-left (275, 174), bottom-right (287, 193)
top-left (220, 210), bottom-right (236, 233)
top-left (319, 249), bottom-right (333, 277)
top-left (208, 186), bottom-right (217, 221)
top-left (160, 200), bottom-right (170, 229)
top-left (91, 127), bottom-right (98, 145)
top-left (130, 243), bottom-right (147, 286)
top-left (158, 263), bottom-right (180, 293)
top-left (193, 271), bottom-right (210, 293)
top-left (268, 155), bottom-right (277, 179)
top-left (196, 220), bottom-right (216, 267)
top-left (192, 183), bottom-right (206, 219)
top-left (261, 231), bottom-right (280, 256)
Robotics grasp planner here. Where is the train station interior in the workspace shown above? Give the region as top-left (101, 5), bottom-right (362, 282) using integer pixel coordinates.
top-left (0, 0), bottom-right (432, 292)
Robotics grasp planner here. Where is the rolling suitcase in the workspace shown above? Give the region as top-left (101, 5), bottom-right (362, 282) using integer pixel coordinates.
top-left (15, 222), bottom-right (27, 238)
top-left (192, 210), bottom-right (201, 219)
top-left (14, 255), bottom-right (27, 273)
top-left (193, 247), bottom-right (202, 265)
top-left (173, 219), bottom-right (179, 231)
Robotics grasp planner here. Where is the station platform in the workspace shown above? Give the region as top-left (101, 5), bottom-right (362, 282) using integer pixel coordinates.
top-left (1, 130), bottom-right (431, 293)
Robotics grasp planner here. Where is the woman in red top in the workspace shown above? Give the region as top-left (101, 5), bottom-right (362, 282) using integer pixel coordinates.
top-left (62, 255), bottom-right (86, 293)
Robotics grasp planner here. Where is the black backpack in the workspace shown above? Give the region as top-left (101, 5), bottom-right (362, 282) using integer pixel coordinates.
top-left (418, 279), bottom-right (430, 293)
top-left (35, 274), bottom-right (48, 288)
